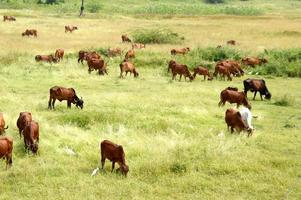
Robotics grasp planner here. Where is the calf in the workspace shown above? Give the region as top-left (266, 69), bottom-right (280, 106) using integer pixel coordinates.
top-left (100, 140), bottom-right (129, 176)
top-left (55, 49), bottom-right (64, 62)
top-left (108, 48), bottom-right (122, 57)
top-left (125, 49), bottom-right (135, 60)
top-left (0, 137), bottom-right (13, 169)
top-left (35, 55), bottom-right (57, 63)
top-left (225, 108), bottom-right (252, 136)
top-left (3, 16), bottom-right (16, 21)
top-left (242, 57), bottom-right (268, 68)
top-left (120, 60), bottom-right (139, 78)
top-left (193, 66), bottom-right (212, 80)
top-left (0, 113), bottom-right (8, 135)
top-left (22, 29), bottom-right (37, 37)
top-left (171, 47), bottom-right (190, 56)
top-left (65, 26), bottom-right (78, 33)
top-left (218, 88), bottom-right (251, 109)
top-left (170, 62), bottom-right (193, 81)
top-left (227, 40), bottom-right (236, 45)
top-left (121, 34), bottom-right (131, 43)
top-left (48, 86), bottom-right (84, 109)
top-left (23, 121), bottom-right (39, 154)
top-left (132, 43), bottom-right (145, 49)
top-left (243, 78), bottom-right (271, 100)
top-left (17, 112), bottom-right (32, 138)
top-left (87, 58), bottom-right (108, 75)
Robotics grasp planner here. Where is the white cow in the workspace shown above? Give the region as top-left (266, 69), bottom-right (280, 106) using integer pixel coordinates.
top-left (239, 107), bottom-right (253, 130)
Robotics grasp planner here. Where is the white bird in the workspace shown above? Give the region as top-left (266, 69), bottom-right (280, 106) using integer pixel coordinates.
top-left (91, 167), bottom-right (99, 177)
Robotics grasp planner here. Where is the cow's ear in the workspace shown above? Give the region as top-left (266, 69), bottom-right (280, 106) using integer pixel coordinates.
top-left (236, 112), bottom-right (242, 118)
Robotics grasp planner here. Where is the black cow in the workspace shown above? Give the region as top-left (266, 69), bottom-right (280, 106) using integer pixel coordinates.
top-left (243, 78), bottom-right (271, 100)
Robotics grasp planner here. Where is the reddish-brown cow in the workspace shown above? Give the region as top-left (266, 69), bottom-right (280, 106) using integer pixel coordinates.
top-left (22, 29), bottom-right (37, 37)
top-left (0, 136), bottom-right (13, 169)
top-left (55, 49), bottom-right (64, 62)
top-left (23, 121), bottom-right (39, 154)
top-left (16, 112), bottom-right (32, 138)
top-left (119, 60), bottom-right (139, 78)
top-left (87, 58), bottom-right (108, 75)
top-left (48, 86), bottom-right (84, 109)
top-left (171, 47), bottom-right (190, 55)
top-left (193, 66), bottom-right (212, 80)
top-left (121, 35), bottom-right (131, 43)
top-left (225, 108), bottom-right (252, 136)
top-left (218, 88), bottom-right (251, 109)
top-left (242, 57), bottom-right (268, 68)
top-left (125, 49), bottom-right (135, 60)
top-left (35, 55), bottom-right (57, 63)
top-left (0, 113), bottom-right (8, 135)
top-left (3, 16), bottom-right (16, 21)
top-left (65, 26), bottom-right (78, 33)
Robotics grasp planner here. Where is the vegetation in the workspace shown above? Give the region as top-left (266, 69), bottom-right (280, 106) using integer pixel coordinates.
top-left (132, 28), bottom-right (184, 44)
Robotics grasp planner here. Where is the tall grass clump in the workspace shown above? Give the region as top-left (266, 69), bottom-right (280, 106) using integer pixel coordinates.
top-left (191, 47), bottom-right (243, 62)
top-left (204, 0), bottom-right (225, 3)
top-left (131, 28), bottom-right (184, 44)
top-left (222, 6), bottom-right (264, 16)
top-left (274, 94), bottom-right (295, 107)
top-left (87, 3), bottom-right (103, 13)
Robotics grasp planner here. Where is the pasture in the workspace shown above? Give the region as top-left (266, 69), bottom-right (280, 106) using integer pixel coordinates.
top-left (0, 1), bottom-right (301, 199)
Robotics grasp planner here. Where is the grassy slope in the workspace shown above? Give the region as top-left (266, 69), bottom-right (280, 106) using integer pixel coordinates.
top-left (0, 2), bottom-right (301, 200)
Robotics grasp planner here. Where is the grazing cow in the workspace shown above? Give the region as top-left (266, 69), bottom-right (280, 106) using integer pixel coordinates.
top-left (225, 108), bottom-right (252, 136)
top-left (119, 60), bottom-right (138, 78)
top-left (227, 40), bottom-right (236, 45)
top-left (100, 140), bottom-right (129, 176)
top-left (0, 113), bottom-right (8, 135)
top-left (217, 60), bottom-right (244, 77)
top-left (48, 86), bottom-right (84, 110)
top-left (218, 88), bottom-right (251, 109)
top-left (23, 121), bottom-right (39, 154)
top-left (87, 58), bottom-right (108, 75)
top-left (243, 78), bottom-right (271, 100)
top-left (0, 137), bottom-right (13, 169)
top-left (132, 43), bottom-right (146, 49)
top-left (22, 29), bottom-right (37, 37)
top-left (192, 66), bottom-right (212, 80)
top-left (55, 49), bottom-right (64, 61)
top-left (65, 26), bottom-right (78, 33)
top-left (242, 57), bottom-right (268, 68)
top-left (78, 51), bottom-right (101, 64)
top-left (171, 47), bottom-right (190, 56)
top-left (213, 65), bottom-right (232, 81)
top-left (169, 61), bottom-right (193, 81)
top-left (3, 16), bottom-right (16, 21)
top-left (121, 35), bottom-right (131, 43)
top-left (108, 48), bottom-right (122, 57)
top-left (35, 55), bottom-right (58, 63)
top-left (16, 112), bottom-right (32, 138)
top-left (125, 49), bottom-right (135, 60)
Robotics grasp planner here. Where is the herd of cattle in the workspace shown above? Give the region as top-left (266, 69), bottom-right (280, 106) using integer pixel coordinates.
top-left (1, 15), bottom-right (273, 176)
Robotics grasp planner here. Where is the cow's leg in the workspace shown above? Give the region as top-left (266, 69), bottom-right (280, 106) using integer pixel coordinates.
top-left (52, 99), bottom-right (56, 109)
top-left (101, 158), bottom-right (105, 171)
top-left (253, 91), bottom-right (257, 100)
top-left (125, 71), bottom-right (128, 76)
top-left (204, 75), bottom-right (206, 81)
top-left (260, 92), bottom-right (263, 101)
top-left (88, 68), bottom-right (92, 74)
top-left (48, 97), bottom-right (52, 109)
top-left (120, 72), bottom-right (123, 79)
top-left (67, 100), bottom-right (71, 108)
top-left (237, 103), bottom-right (240, 108)
top-left (172, 73), bottom-right (176, 80)
top-left (111, 161), bottom-right (115, 172)
top-left (231, 127), bottom-right (234, 133)
top-left (179, 74), bottom-right (182, 81)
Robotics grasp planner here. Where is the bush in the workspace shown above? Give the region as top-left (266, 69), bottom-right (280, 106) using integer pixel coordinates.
top-left (170, 162), bottom-right (187, 174)
top-left (222, 6), bottom-right (264, 16)
top-left (204, 0), bottom-right (225, 3)
top-left (131, 28), bottom-right (184, 44)
top-left (87, 3), bottom-right (102, 13)
top-left (191, 47), bottom-right (243, 62)
top-left (274, 95), bottom-right (295, 107)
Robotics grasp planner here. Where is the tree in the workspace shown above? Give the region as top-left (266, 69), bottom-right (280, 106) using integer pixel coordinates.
top-left (79, 0), bottom-right (84, 17)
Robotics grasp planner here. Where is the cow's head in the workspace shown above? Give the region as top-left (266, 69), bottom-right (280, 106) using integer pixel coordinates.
top-left (75, 97), bottom-right (84, 109)
top-left (22, 32), bottom-right (25, 36)
top-left (120, 164), bottom-right (129, 177)
top-left (265, 92), bottom-right (272, 100)
top-left (31, 142), bottom-right (38, 154)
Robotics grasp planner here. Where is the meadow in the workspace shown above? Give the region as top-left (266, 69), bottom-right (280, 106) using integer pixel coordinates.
top-left (0, 0), bottom-right (301, 199)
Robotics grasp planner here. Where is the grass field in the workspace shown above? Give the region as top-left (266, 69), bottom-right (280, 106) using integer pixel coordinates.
top-left (0, 0), bottom-right (301, 199)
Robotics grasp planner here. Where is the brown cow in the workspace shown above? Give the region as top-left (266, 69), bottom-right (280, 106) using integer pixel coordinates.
top-left (132, 43), bottom-right (145, 49)
top-left (65, 26), bottom-right (78, 33)
top-left (22, 29), bottom-right (37, 37)
top-left (169, 61), bottom-right (193, 81)
top-left (218, 88), bottom-right (251, 109)
top-left (3, 16), bottom-right (16, 21)
top-left (171, 47), bottom-right (190, 55)
top-left (243, 78), bottom-right (271, 100)
top-left (100, 140), bottom-right (129, 176)
top-left (35, 55), bottom-right (58, 63)
top-left (23, 121), bottom-right (39, 154)
top-left (78, 51), bottom-right (101, 64)
top-left (125, 49), bottom-right (135, 60)
top-left (213, 65), bottom-right (232, 81)
top-left (16, 112), bottom-right (32, 138)
top-left (0, 113), bottom-right (8, 135)
top-left (242, 57), bottom-right (268, 68)
top-left (217, 60), bottom-right (243, 77)
top-left (48, 86), bottom-right (84, 110)
top-left (193, 66), bottom-right (212, 80)
top-left (108, 48), bottom-right (122, 57)
top-left (55, 49), bottom-right (64, 62)
top-left (0, 136), bottom-right (13, 169)
top-left (121, 35), bottom-right (131, 43)
top-left (120, 60), bottom-right (139, 78)
top-left (225, 108), bottom-right (252, 136)
top-left (87, 58), bottom-right (108, 75)
top-left (227, 40), bottom-right (236, 45)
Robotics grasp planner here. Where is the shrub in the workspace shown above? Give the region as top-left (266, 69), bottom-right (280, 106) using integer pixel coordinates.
top-left (131, 28), bottom-right (184, 44)
top-left (190, 47), bottom-right (243, 62)
top-left (170, 162), bottom-right (187, 174)
top-left (274, 95), bottom-right (295, 107)
top-left (222, 6), bottom-right (264, 16)
top-left (87, 3), bottom-right (102, 13)
top-left (204, 0), bottom-right (225, 3)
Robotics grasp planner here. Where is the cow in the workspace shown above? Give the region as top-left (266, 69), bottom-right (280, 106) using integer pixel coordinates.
top-left (100, 140), bottom-right (129, 176)
top-left (48, 86), bottom-right (84, 110)
top-left (23, 121), bottom-right (39, 154)
top-left (121, 35), bottom-right (131, 43)
top-left (227, 40), bottom-right (236, 45)
top-left (65, 26), bottom-right (78, 33)
top-left (169, 61), bottom-right (193, 81)
top-left (217, 60), bottom-right (244, 77)
top-left (218, 88), bottom-right (251, 109)
top-left (119, 60), bottom-right (139, 78)
top-left (213, 65), bottom-right (232, 81)
top-left (3, 16), bottom-right (16, 21)
top-left (16, 112), bottom-right (32, 138)
top-left (171, 47), bottom-right (190, 56)
top-left (35, 55), bottom-right (58, 63)
top-left (242, 57), bottom-right (268, 68)
top-left (192, 66), bottom-right (212, 80)
top-left (0, 137), bottom-right (13, 169)
top-left (86, 58), bottom-right (108, 75)
top-left (225, 108), bottom-right (252, 136)
top-left (132, 43), bottom-right (146, 49)
top-left (0, 113), bottom-right (8, 135)
top-left (78, 51), bottom-right (101, 64)
top-left (22, 29), bottom-right (37, 37)
top-left (125, 49), bottom-right (135, 60)
top-left (55, 49), bottom-right (64, 62)
top-left (108, 48), bottom-right (122, 57)
top-left (243, 78), bottom-right (271, 100)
